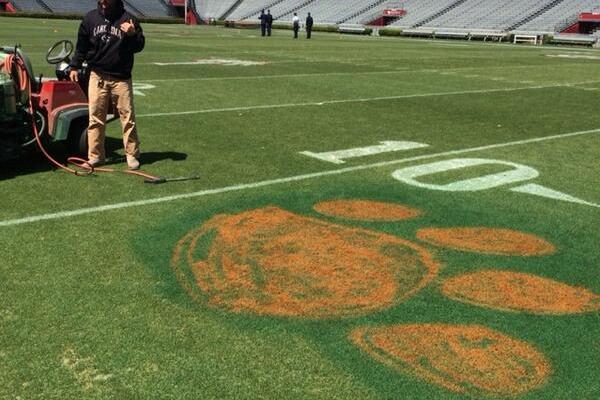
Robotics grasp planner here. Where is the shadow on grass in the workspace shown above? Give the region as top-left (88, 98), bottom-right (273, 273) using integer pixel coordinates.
top-left (0, 136), bottom-right (187, 180)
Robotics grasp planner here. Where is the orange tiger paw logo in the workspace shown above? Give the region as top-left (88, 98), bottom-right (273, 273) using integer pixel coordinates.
top-left (171, 201), bottom-right (437, 318)
top-left (171, 200), bottom-right (599, 397)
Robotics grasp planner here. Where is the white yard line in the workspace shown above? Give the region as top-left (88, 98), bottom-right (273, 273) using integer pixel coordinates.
top-left (137, 64), bottom-right (593, 84)
top-left (138, 69), bottom-right (411, 82)
top-left (137, 82), bottom-right (594, 118)
top-left (1, 128), bottom-right (598, 228)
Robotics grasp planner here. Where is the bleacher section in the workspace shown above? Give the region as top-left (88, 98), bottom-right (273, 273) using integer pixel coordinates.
top-left (4, 0), bottom-right (600, 43)
top-left (232, 0), bottom-right (313, 22)
top-left (10, 0), bottom-right (49, 12)
top-left (388, 0), bottom-right (457, 28)
top-left (413, 0), bottom-right (471, 28)
top-left (518, 0), bottom-right (600, 32)
top-left (226, 0), bottom-right (290, 21)
top-left (37, 0), bottom-right (95, 14)
top-left (277, 0), bottom-right (383, 24)
top-left (399, 0), bottom-right (557, 30)
top-left (343, 1), bottom-right (392, 24)
top-left (385, 0), bottom-right (599, 33)
top-left (8, 0), bottom-right (173, 17)
top-left (127, 0), bottom-right (173, 17)
top-left (436, 0), bottom-right (553, 30)
top-left (196, 0), bottom-right (240, 20)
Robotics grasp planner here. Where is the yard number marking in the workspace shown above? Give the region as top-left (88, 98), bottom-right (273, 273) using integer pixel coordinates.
top-left (301, 142), bottom-right (597, 207)
top-left (391, 158), bottom-right (539, 191)
top-left (391, 158), bottom-right (599, 207)
top-left (300, 141), bottom-right (429, 164)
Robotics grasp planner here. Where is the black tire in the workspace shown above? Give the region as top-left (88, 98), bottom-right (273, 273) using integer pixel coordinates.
top-left (67, 118), bottom-right (88, 157)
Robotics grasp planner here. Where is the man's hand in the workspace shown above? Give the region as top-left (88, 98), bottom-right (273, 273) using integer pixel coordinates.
top-left (120, 19), bottom-right (136, 36)
top-left (69, 69), bottom-right (79, 82)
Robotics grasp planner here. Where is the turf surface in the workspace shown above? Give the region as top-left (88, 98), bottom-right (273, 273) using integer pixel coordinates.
top-left (1, 17), bottom-right (599, 399)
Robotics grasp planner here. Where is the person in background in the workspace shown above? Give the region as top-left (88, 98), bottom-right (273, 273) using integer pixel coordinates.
top-left (266, 10), bottom-right (273, 36)
top-left (292, 12), bottom-right (300, 39)
top-left (69, 0), bottom-right (145, 170)
top-left (306, 12), bottom-right (313, 39)
top-left (259, 9), bottom-right (267, 37)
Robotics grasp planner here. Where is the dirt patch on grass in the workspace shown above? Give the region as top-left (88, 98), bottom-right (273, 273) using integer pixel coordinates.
top-left (442, 270), bottom-right (600, 314)
top-left (61, 348), bottom-right (113, 391)
top-left (171, 207), bottom-right (438, 318)
top-left (313, 200), bottom-right (422, 221)
top-left (350, 323), bottom-right (550, 397)
top-left (416, 227), bottom-right (555, 256)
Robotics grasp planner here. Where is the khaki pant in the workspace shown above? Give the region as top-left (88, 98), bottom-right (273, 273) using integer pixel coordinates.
top-left (88, 71), bottom-right (140, 161)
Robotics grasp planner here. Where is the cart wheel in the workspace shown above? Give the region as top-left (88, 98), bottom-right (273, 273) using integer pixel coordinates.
top-left (67, 119), bottom-right (88, 156)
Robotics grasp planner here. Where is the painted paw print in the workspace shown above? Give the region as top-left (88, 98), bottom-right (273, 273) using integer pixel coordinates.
top-left (171, 200), bottom-right (600, 397)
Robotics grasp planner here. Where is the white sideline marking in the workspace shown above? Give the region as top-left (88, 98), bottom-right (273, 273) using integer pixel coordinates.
top-left (138, 69), bottom-right (412, 83)
top-left (428, 43), bottom-right (470, 47)
top-left (1, 128), bottom-right (598, 228)
top-left (136, 83), bottom-right (589, 118)
top-left (154, 59), bottom-right (268, 66)
top-left (546, 54), bottom-right (600, 61)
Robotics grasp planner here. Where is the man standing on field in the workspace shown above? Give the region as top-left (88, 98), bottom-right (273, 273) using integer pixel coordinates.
top-left (306, 12), bottom-right (313, 39)
top-left (266, 10), bottom-right (273, 36)
top-left (292, 12), bottom-right (300, 39)
top-left (69, 0), bottom-right (145, 170)
top-left (259, 9), bottom-right (267, 37)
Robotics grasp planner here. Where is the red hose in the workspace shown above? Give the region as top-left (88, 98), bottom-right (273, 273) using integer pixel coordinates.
top-left (10, 51), bottom-right (163, 182)
top-left (66, 156), bottom-right (165, 180)
top-left (1, 53), bottom-right (29, 94)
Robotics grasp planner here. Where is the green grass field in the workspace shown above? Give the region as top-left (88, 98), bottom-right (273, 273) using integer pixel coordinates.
top-left (1, 17), bottom-right (599, 399)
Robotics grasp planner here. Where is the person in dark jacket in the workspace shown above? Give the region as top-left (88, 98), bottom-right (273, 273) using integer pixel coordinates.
top-left (266, 10), bottom-right (273, 36)
top-left (306, 13), bottom-right (313, 39)
top-left (259, 9), bottom-right (267, 37)
top-left (69, 0), bottom-right (145, 169)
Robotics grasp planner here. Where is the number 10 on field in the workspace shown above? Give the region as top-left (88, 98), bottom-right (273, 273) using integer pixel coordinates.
top-left (300, 141), bottom-right (599, 208)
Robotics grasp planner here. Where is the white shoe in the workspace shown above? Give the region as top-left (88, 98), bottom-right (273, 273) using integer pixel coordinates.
top-left (87, 158), bottom-right (104, 168)
top-left (127, 155), bottom-right (140, 170)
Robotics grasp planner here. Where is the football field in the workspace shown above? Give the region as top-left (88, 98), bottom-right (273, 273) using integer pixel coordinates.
top-left (1, 17), bottom-right (599, 399)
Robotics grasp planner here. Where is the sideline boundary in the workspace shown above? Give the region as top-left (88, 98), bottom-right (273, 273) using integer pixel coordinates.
top-left (1, 128), bottom-right (598, 228)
